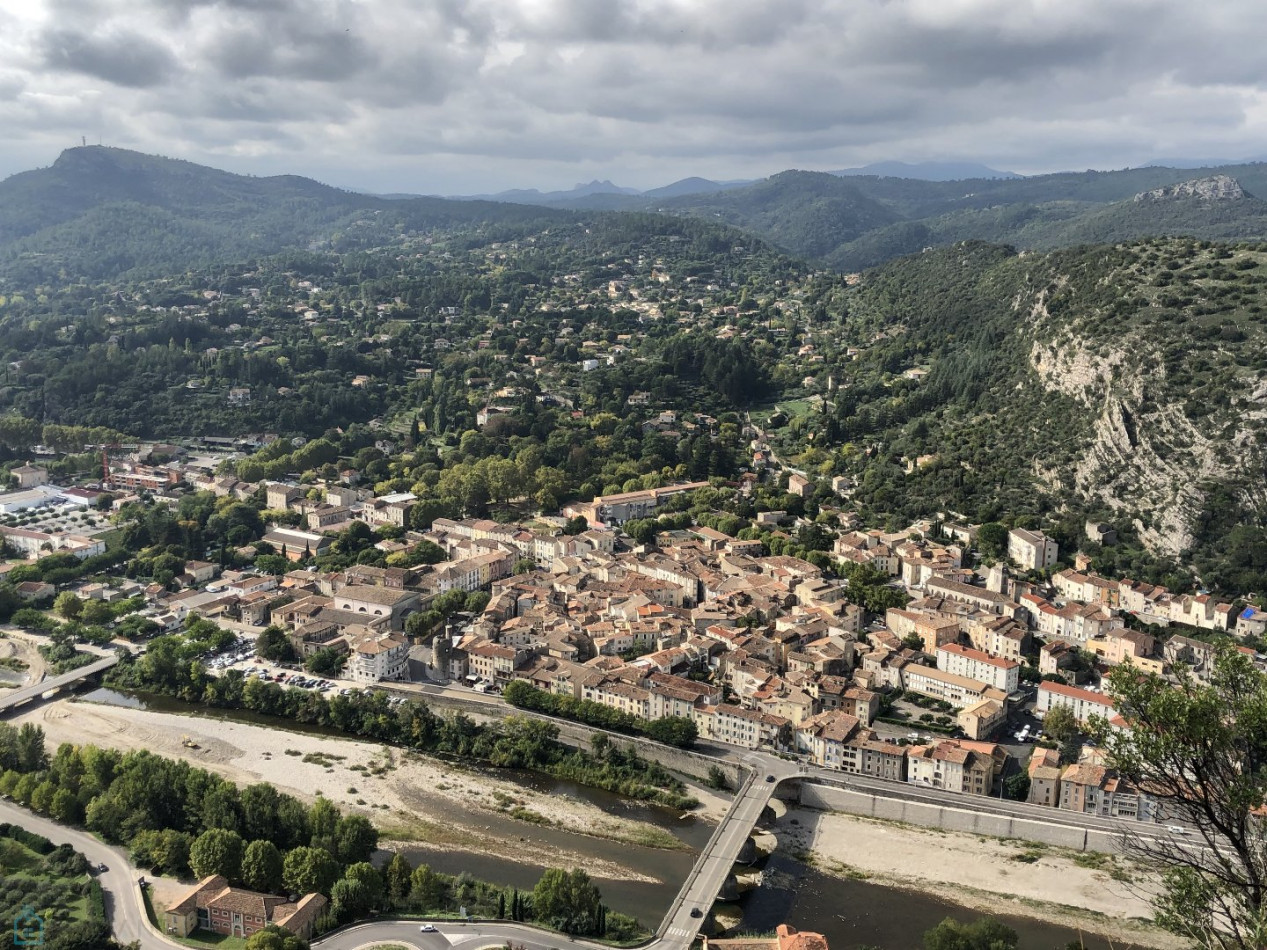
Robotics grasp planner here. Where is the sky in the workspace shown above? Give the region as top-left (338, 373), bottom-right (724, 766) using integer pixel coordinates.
top-left (2, 0), bottom-right (1267, 195)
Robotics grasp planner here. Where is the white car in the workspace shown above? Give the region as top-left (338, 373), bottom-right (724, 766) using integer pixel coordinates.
top-left (419, 924), bottom-right (438, 933)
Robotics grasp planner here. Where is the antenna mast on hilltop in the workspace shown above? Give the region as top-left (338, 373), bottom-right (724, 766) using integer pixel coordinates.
top-left (81, 136), bottom-right (86, 147)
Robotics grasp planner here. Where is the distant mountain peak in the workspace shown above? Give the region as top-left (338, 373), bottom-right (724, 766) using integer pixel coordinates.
top-left (572, 179), bottom-right (636, 194)
top-left (1134, 175), bottom-right (1248, 202)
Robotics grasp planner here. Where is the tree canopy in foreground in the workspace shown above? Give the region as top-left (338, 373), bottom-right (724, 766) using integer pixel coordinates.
top-left (1095, 644), bottom-right (1267, 949)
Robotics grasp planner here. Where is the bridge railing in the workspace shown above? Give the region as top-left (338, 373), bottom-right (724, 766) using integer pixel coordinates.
top-left (655, 766), bottom-right (761, 941)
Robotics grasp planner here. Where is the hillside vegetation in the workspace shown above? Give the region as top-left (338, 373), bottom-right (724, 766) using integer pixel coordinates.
top-left (542, 163), bottom-right (1267, 269)
top-left (795, 237), bottom-right (1267, 593)
top-left (2, 147), bottom-right (1266, 596)
top-left (7, 148), bottom-right (1267, 281)
top-left (0, 147), bottom-right (569, 281)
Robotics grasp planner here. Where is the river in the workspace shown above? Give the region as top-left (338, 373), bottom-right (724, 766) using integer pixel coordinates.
top-left (77, 687), bottom-right (1160, 949)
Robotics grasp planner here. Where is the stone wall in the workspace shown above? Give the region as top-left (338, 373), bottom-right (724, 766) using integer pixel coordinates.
top-left (797, 782), bottom-right (1125, 853)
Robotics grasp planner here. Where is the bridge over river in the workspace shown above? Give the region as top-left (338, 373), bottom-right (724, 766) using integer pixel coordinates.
top-left (0, 653), bottom-right (118, 716)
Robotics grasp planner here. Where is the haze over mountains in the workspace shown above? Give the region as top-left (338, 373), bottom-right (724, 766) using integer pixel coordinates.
top-left (3, 146), bottom-right (1267, 282)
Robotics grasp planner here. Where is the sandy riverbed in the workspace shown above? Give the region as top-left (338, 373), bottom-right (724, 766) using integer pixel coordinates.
top-left (779, 806), bottom-right (1185, 949)
top-left (16, 697), bottom-right (729, 880)
top-left (0, 632), bottom-right (46, 687)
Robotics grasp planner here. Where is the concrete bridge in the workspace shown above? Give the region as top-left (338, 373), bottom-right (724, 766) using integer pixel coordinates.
top-left (0, 653), bottom-right (118, 716)
top-left (655, 760), bottom-right (799, 946)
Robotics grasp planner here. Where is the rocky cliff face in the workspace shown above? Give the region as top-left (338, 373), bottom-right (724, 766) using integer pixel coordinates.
top-left (1024, 266), bottom-right (1266, 558)
top-left (1133, 174), bottom-right (1247, 202)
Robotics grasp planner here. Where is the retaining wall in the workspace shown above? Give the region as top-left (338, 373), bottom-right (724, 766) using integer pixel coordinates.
top-left (798, 782), bottom-right (1124, 853)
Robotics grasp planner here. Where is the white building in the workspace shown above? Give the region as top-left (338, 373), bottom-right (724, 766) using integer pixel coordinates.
top-left (0, 485), bottom-right (64, 514)
top-left (0, 526), bottom-right (104, 560)
top-left (1036, 681), bottom-right (1117, 726)
top-left (936, 643), bottom-right (1020, 694)
top-left (693, 703), bottom-right (787, 750)
top-left (346, 630), bottom-right (409, 683)
top-left (1008, 528), bottom-right (1058, 571)
top-left (903, 665), bottom-right (999, 709)
top-left (1034, 601), bottom-right (1121, 645)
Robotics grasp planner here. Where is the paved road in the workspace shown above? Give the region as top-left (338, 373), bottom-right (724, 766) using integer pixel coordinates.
top-left (381, 681), bottom-right (1169, 845)
top-left (0, 653), bottom-right (117, 715)
top-left (0, 800), bottom-right (182, 950)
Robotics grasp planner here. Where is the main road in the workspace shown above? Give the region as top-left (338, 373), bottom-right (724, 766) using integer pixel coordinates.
top-left (654, 759), bottom-right (797, 946)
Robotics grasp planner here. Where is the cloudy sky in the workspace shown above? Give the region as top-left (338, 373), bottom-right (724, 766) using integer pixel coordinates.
top-left (2, 0), bottom-right (1266, 195)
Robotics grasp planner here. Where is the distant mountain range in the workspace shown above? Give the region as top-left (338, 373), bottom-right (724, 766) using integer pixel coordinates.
top-left (830, 160), bottom-right (1020, 180)
top-left (3, 146), bottom-right (1267, 282)
top-left (506, 163), bottom-right (1267, 269)
top-left (451, 176), bottom-right (755, 205)
top-left (450, 161), bottom-right (1019, 205)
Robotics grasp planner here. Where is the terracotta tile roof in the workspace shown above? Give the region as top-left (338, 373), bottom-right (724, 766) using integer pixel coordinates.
top-left (167, 875), bottom-right (227, 916)
top-left (206, 888), bottom-right (283, 917)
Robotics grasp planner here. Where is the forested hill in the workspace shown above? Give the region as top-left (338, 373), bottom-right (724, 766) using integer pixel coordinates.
top-left (530, 163), bottom-right (1267, 270)
top-left (822, 174), bottom-right (1267, 271)
top-left (0, 147), bottom-right (570, 282)
top-left (813, 237), bottom-right (1267, 593)
top-left (653, 171), bottom-right (901, 260)
top-left (8, 148), bottom-right (1267, 281)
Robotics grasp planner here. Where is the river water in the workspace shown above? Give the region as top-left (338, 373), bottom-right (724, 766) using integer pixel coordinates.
top-left (78, 687), bottom-right (1157, 949)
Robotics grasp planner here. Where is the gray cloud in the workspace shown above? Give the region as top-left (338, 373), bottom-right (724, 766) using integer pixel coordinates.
top-left (2, 0), bottom-right (1267, 194)
top-left (39, 26), bottom-right (177, 88)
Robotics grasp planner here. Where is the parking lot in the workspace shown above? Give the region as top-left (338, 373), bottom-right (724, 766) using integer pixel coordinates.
top-left (205, 636), bottom-right (406, 703)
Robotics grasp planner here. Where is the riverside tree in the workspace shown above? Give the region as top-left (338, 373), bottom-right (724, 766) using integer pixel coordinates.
top-left (1093, 644), bottom-right (1267, 949)
top-left (531, 868), bottom-right (603, 935)
top-left (190, 828), bottom-right (244, 882)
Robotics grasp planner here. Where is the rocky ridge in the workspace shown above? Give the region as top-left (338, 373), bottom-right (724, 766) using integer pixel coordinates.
top-left (1133, 174), bottom-right (1247, 203)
